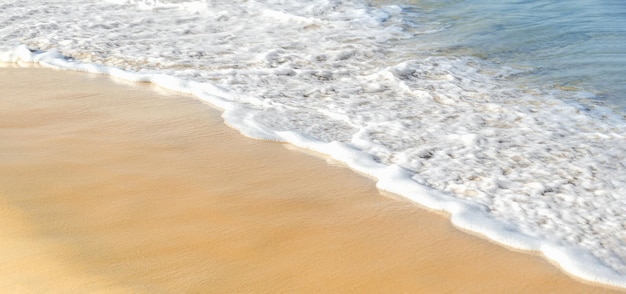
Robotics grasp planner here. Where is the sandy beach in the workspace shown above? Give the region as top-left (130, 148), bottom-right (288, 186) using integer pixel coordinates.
top-left (0, 67), bottom-right (621, 293)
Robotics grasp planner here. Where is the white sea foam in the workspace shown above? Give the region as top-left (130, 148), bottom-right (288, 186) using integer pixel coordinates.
top-left (2, 0), bottom-right (626, 288)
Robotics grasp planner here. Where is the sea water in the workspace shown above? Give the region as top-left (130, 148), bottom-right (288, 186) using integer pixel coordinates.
top-left (1, 0), bottom-right (625, 288)
top-left (394, 0), bottom-right (626, 109)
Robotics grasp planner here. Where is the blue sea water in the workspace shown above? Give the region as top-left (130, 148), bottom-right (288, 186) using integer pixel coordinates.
top-left (388, 0), bottom-right (626, 109)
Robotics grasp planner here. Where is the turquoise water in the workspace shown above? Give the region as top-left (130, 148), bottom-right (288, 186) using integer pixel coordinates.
top-left (389, 0), bottom-right (626, 109)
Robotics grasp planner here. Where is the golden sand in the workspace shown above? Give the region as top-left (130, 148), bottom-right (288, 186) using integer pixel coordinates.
top-left (0, 67), bottom-right (621, 293)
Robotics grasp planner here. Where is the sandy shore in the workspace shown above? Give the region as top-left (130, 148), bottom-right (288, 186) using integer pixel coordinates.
top-left (0, 67), bottom-right (621, 293)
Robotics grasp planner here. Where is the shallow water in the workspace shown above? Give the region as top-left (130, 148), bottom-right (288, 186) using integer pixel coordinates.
top-left (1, 0), bottom-right (625, 288)
top-left (392, 0), bottom-right (626, 109)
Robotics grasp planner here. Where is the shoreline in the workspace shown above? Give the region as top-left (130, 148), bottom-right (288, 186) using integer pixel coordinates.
top-left (0, 67), bottom-right (622, 292)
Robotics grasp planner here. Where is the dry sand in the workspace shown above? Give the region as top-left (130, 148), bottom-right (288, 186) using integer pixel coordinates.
top-left (0, 67), bottom-right (622, 293)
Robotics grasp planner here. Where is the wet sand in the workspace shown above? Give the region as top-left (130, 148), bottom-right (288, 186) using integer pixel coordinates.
top-left (0, 67), bottom-right (621, 293)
